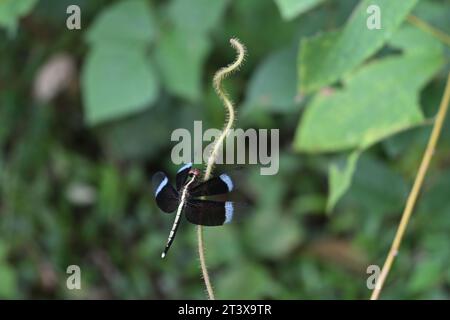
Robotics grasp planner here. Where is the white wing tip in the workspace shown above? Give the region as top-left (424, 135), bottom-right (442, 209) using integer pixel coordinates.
top-left (161, 252), bottom-right (166, 259)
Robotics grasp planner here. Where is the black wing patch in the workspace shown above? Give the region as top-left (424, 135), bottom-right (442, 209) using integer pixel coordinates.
top-left (189, 174), bottom-right (233, 197)
top-left (152, 172), bottom-right (179, 213)
top-left (184, 199), bottom-right (233, 226)
top-left (176, 163), bottom-right (192, 191)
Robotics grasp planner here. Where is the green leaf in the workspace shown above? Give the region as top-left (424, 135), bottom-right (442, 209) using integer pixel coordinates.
top-left (274, 0), bottom-right (326, 20)
top-left (327, 151), bottom-right (360, 212)
top-left (0, 0), bottom-right (37, 35)
top-left (82, 0), bottom-right (160, 125)
top-left (346, 154), bottom-right (408, 215)
top-left (167, 0), bottom-right (229, 34)
top-left (86, 0), bottom-right (156, 46)
top-left (98, 103), bottom-right (176, 161)
top-left (295, 58), bottom-right (423, 152)
top-left (389, 24), bottom-right (445, 55)
top-left (243, 46), bottom-right (300, 113)
top-left (82, 45), bottom-right (159, 125)
top-left (299, 0), bottom-right (419, 93)
top-left (154, 30), bottom-right (211, 102)
top-left (412, 0), bottom-right (450, 34)
top-left (294, 27), bottom-right (444, 153)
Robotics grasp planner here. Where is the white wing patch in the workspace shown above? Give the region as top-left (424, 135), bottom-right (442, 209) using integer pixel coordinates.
top-left (225, 201), bottom-right (234, 224)
top-left (177, 162), bottom-right (192, 173)
top-left (155, 177), bottom-right (168, 197)
top-left (220, 174), bottom-right (233, 192)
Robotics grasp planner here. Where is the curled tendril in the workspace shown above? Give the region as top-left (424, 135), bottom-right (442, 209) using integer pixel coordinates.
top-left (198, 38), bottom-right (246, 300)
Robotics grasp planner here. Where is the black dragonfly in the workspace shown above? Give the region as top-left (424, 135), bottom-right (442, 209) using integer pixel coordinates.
top-left (152, 163), bottom-right (235, 258)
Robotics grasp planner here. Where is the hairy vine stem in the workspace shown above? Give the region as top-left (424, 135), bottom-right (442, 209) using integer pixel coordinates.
top-left (198, 38), bottom-right (246, 300)
top-left (370, 72), bottom-right (450, 300)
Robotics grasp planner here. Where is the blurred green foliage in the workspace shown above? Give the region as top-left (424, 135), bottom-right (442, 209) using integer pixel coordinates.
top-left (0, 0), bottom-right (450, 299)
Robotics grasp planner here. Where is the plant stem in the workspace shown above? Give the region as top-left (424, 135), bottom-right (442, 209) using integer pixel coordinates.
top-left (370, 72), bottom-right (450, 300)
top-left (197, 226), bottom-right (215, 299)
top-left (198, 38), bottom-right (246, 300)
top-left (407, 15), bottom-right (450, 47)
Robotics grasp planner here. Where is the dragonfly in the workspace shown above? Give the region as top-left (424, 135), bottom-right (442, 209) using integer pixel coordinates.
top-left (152, 163), bottom-right (235, 258)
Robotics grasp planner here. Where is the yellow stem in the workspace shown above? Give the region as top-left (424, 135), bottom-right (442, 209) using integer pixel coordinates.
top-left (370, 72), bottom-right (450, 300)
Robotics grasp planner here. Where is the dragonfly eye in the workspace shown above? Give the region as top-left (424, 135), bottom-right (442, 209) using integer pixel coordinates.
top-left (188, 168), bottom-right (200, 178)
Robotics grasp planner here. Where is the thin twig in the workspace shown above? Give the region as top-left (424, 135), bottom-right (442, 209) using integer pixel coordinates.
top-left (198, 38), bottom-right (246, 300)
top-left (370, 72), bottom-right (450, 300)
top-left (407, 15), bottom-right (450, 47)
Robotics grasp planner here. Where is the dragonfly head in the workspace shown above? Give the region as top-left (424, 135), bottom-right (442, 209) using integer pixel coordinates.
top-left (188, 168), bottom-right (201, 178)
